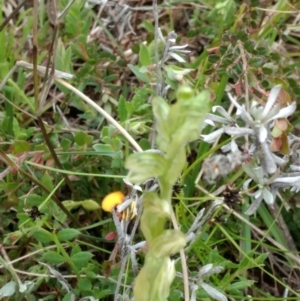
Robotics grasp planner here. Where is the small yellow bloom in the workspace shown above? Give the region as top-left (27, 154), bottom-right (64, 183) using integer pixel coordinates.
top-left (101, 191), bottom-right (124, 213)
top-left (101, 191), bottom-right (136, 221)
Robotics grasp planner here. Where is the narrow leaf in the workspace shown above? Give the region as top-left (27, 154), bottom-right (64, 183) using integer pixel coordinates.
top-left (42, 251), bottom-right (65, 265)
top-left (32, 228), bottom-right (54, 243)
top-left (71, 251), bottom-right (94, 266)
top-left (139, 44), bottom-right (152, 66)
top-left (57, 229), bottom-right (80, 242)
top-left (118, 95), bottom-right (127, 122)
top-left (128, 64), bottom-right (150, 83)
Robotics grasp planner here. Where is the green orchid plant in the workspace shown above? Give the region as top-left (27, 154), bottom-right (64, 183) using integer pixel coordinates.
top-left (125, 86), bottom-right (211, 301)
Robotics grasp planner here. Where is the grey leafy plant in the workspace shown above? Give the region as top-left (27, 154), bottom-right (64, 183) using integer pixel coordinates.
top-left (190, 264), bottom-right (227, 301)
top-left (202, 85), bottom-right (297, 215)
top-left (157, 29), bottom-right (191, 64)
top-left (84, 0), bottom-right (137, 40)
top-left (153, 29), bottom-right (191, 97)
top-left (242, 162), bottom-right (278, 215)
top-left (268, 135), bottom-right (300, 193)
top-left (186, 200), bottom-right (223, 245)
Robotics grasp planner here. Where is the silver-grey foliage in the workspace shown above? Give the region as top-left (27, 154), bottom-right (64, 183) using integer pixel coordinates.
top-left (202, 85), bottom-right (297, 215)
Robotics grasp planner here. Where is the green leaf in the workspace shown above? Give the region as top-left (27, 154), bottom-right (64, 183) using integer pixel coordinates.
top-left (75, 131), bottom-right (86, 146)
top-left (55, 42), bottom-right (72, 73)
top-left (86, 271), bottom-right (97, 279)
top-left (148, 39), bottom-right (165, 61)
top-left (77, 278), bottom-right (92, 291)
top-left (262, 67), bottom-right (273, 75)
top-left (219, 45), bottom-right (228, 55)
top-left (12, 117), bottom-right (21, 138)
top-left (134, 255), bottom-right (175, 301)
top-left (129, 121), bottom-right (150, 135)
top-left (71, 251), bottom-right (94, 267)
top-left (139, 44), bottom-right (152, 66)
top-left (62, 292), bottom-right (74, 301)
top-left (208, 54), bottom-right (220, 63)
top-left (141, 192), bottom-right (171, 242)
top-left (42, 251), bottom-right (65, 264)
top-left (32, 228), bottom-right (54, 243)
top-left (92, 144), bottom-right (121, 159)
top-left (71, 244), bottom-right (82, 256)
top-left (81, 199), bottom-right (101, 210)
top-left (12, 140), bottom-right (30, 154)
top-left (221, 56), bottom-right (232, 68)
top-left (62, 200), bottom-right (83, 211)
top-left (131, 86), bottom-right (152, 114)
top-left (236, 29), bottom-right (248, 41)
top-left (163, 147), bottom-right (186, 185)
top-left (249, 57), bottom-right (265, 68)
top-left (93, 289), bottom-right (112, 299)
top-left (239, 251), bottom-right (264, 270)
top-left (128, 64), bottom-right (150, 83)
top-left (131, 43), bottom-right (140, 54)
top-left (104, 74), bottom-right (119, 83)
top-left (139, 138), bottom-right (151, 150)
top-left (151, 230), bottom-right (186, 257)
top-left (41, 172), bottom-right (54, 191)
top-left (270, 52), bottom-right (281, 61)
top-left (61, 138), bottom-right (72, 151)
top-left (125, 102), bottom-right (133, 117)
top-left (23, 194), bottom-right (44, 207)
top-left (125, 152), bottom-right (167, 184)
top-left (167, 87), bottom-right (211, 145)
top-left (75, 131), bottom-right (92, 146)
top-left (118, 95), bottom-right (127, 122)
top-left (254, 252), bottom-right (268, 265)
top-left (227, 279), bottom-right (255, 291)
top-left (23, 127), bottom-right (35, 140)
top-left (111, 137), bottom-right (123, 152)
top-left (142, 20), bottom-right (154, 32)
top-left (57, 229), bottom-right (80, 242)
top-left (152, 96), bottom-right (170, 152)
top-left (256, 46), bottom-right (268, 55)
top-left (165, 65), bottom-right (194, 81)
top-left (204, 68), bottom-right (214, 75)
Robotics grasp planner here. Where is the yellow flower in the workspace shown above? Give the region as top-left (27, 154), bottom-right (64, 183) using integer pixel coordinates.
top-left (102, 191), bottom-right (136, 221)
top-left (101, 191), bottom-right (124, 213)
